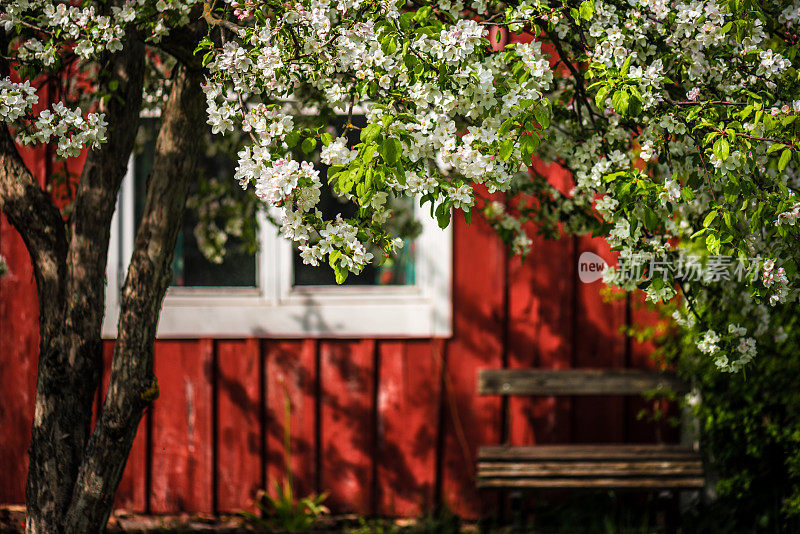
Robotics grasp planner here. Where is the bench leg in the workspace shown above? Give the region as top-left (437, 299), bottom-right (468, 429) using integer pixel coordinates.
top-left (510, 491), bottom-right (525, 533)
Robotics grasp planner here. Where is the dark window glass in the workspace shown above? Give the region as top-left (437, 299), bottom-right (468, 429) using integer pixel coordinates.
top-left (291, 116), bottom-right (417, 287)
top-left (291, 183), bottom-right (417, 286)
top-left (133, 120), bottom-right (257, 288)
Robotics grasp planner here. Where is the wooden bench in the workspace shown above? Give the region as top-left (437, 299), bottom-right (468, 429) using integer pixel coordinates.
top-left (476, 369), bottom-right (704, 491)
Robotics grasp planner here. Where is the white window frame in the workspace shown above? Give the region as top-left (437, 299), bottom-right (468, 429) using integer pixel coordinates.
top-left (101, 159), bottom-right (452, 339)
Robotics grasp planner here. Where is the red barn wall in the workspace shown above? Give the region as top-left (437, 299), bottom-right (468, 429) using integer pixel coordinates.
top-left (0, 148), bottom-right (676, 518)
top-left (0, 30), bottom-right (681, 520)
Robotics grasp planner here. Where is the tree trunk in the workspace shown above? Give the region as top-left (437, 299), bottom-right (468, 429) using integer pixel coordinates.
top-left (22, 34), bottom-right (146, 534)
top-left (1, 23), bottom-right (206, 533)
top-left (63, 62), bottom-right (206, 534)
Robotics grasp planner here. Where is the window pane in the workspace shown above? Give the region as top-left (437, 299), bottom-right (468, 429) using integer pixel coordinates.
top-left (291, 116), bottom-right (418, 287)
top-left (133, 120), bottom-right (257, 288)
top-left (291, 188), bottom-right (417, 286)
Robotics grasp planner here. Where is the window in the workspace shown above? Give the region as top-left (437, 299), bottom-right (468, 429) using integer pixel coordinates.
top-left (101, 129), bottom-right (452, 339)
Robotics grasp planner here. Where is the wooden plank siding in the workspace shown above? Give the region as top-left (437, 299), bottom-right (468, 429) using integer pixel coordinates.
top-left (216, 338), bottom-right (261, 513)
top-left (376, 339), bottom-right (442, 517)
top-left (0, 157), bottom-right (680, 520)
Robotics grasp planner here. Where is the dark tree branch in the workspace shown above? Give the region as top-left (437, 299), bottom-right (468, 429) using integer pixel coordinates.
top-left (19, 33), bottom-right (148, 534)
top-left (0, 31), bottom-right (74, 534)
top-left (64, 63), bottom-right (206, 534)
top-left (63, 32), bottom-right (145, 418)
top-left (0, 130), bottom-right (67, 339)
top-left (151, 13), bottom-right (207, 70)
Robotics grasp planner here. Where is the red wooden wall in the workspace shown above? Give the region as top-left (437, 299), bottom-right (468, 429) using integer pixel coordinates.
top-left (0, 82), bottom-right (674, 515)
top-left (0, 183), bottom-right (676, 519)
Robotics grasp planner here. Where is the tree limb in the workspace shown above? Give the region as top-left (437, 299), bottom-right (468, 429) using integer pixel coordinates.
top-left (64, 62), bottom-right (206, 534)
top-left (0, 32), bottom-right (74, 534)
top-left (24, 35), bottom-right (150, 534)
top-left (61, 30), bottom-right (146, 450)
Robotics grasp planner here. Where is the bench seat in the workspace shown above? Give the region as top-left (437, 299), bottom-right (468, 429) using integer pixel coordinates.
top-left (477, 444), bottom-right (704, 489)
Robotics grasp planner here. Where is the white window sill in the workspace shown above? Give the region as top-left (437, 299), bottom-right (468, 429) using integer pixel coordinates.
top-left (101, 160), bottom-right (452, 339)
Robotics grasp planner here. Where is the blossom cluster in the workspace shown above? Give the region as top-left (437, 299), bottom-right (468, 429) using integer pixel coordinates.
top-left (2, 0), bottom-right (202, 63)
top-left (529, 0), bottom-right (800, 368)
top-left (2, 0), bottom-right (798, 371)
top-left (0, 79), bottom-right (38, 122)
top-left (196, 0), bottom-right (555, 280)
top-left (695, 323), bottom-right (757, 373)
top-left (0, 77), bottom-right (107, 157)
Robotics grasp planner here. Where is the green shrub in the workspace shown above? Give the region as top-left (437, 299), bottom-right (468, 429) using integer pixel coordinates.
top-left (659, 296), bottom-right (800, 532)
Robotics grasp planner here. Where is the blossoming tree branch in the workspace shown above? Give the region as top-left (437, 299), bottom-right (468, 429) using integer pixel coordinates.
top-left (0, 0), bottom-right (798, 531)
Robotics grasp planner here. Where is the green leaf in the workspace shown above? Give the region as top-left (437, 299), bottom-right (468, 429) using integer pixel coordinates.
top-left (612, 90), bottom-right (630, 116)
top-left (379, 137), bottom-right (402, 165)
top-left (328, 250), bottom-right (342, 268)
top-left (363, 144), bottom-right (377, 162)
top-left (703, 210), bottom-right (718, 228)
top-left (779, 149), bottom-right (792, 172)
top-left (413, 5), bottom-right (432, 22)
top-left (381, 34), bottom-right (397, 55)
top-left (767, 143), bottom-right (785, 154)
top-left (706, 233), bottom-right (720, 255)
top-left (338, 172), bottom-right (354, 194)
top-left (193, 36), bottom-right (213, 54)
top-left (498, 117), bottom-right (516, 136)
top-left (301, 137), bottom-right (317, 154)
top-left (360, 123), bottom-right (381, 143)
top-left (435, 203), bottom-right (451, 229)
top-left (393, 166), bottom-right (406, 185)
top-left (627, 88), bottom-right (642, 116)
top-left (285, 131), bottom-right (301, 148)
top-left (534, 106), bottom-right (550, 129)
top-left (595, 85), bottom-right (610, 108)
top-left (333, 264), bottom-right (349, 285)
top-left (712, 138), bottom-right (730, 161)
top-left (320, 132), bottom-right (333, 146)
top-left (399, 11), bottom-right (414, 30)
top-left (579, 0), bottom-right (595, 19)
top-left (498, 139), bottom-right (514, 160)
top-left (519, 134), bottom-right (539, 162)
top-left (643, 206), bottom-right (659, 231)
top-left (603, 171), bottom-right (626, 182)
top-left (620, 55), bottom-right (633, 77)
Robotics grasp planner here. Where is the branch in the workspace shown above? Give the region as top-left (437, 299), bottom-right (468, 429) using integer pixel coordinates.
top-left (65, 33), bottom-right (145, 346)
top-left (151, 15), bottom-right (207, 70)
top-left (0, 33), bottom-right (74, 529)
top-left (202, 0), bottom-right (247, 35)
top-left (60, 30), bottom-right (146, 462)
top-left (0, 129), bottom-right (68, 340)
top-left (0, 35), bottom-right (68, 341)
top-left (547, 31), bottom-right (600, 128)
top-left (65, 62), bottom-right (207, 533)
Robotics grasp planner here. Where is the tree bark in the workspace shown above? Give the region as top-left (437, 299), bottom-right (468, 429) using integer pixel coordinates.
top-left (0, 32), bottom-right (70, 534)
top-left (63, 62), bottom-right (206, 533)
top-left (1, 22), bottom-right (206, 532)
top-left (6, 33), bottom-right (147, 533)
